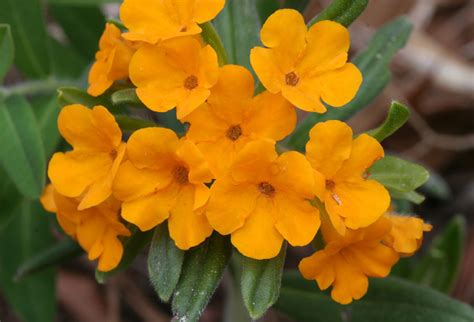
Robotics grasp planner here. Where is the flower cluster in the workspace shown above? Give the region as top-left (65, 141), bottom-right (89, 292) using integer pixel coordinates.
top-left (41, 0), bottom-right (431, 304)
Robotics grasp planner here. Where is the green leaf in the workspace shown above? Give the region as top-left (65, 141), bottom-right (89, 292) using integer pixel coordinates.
top-left (111, 88), bottom-right (142, 106)
top-left (214, 0), bottom-right (261, 72)
top-left (50, 5), bottom-right (105, 60)
top-left (390, 189), bottom-right (426, 204)
top-left (15, 240), bottom-right (82, 281)
top-left (0, 0), bottom-right (51, 78)
top-left (57, 87), bottom-right (111, 108)
top-left (32, 95), bottom-right (62, 158)
top-left (240, 244), bottom-right (286, 319)
top-left (283, 0), bottom-right (310, 11)
top-left (0, 24), bottom-right (14, 82)
top-left (200, 22), bottom-right (229, 66)
top-left (256, 0), bottom-right (280, 23)
top-left (96, 229), bottom-right (153, 283)
top-left (367, 101), bottom-right (410, 142)
top-left (411, 215), bottom-right (466, 293)
top-left (309, 0), bottom-right (368, 27)
top-left (148, 223), bottom-right (184, 302)
top-left (115, 115), bottom-right (157, 132)
top-left (0, 167), bottom-right (21, 230)
top-left (0, 95), bottom-right (46, 198)
top-left (276, 271), bottom-right (474, 322)
top-left (287, 17), bottom-right (413, 151)
top-left (0, 200), bottom-right (56, 322)
top-left (370, 156), bottom-right (430, 193)
top-left (48, 0), bottom-right (120, 5)
top-left (48, 37), bottom-right (88, 78)
top-left (172, 233), bottom-right (232, 321)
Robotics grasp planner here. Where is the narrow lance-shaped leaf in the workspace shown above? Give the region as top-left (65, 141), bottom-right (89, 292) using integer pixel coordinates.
top-left (0, 95), bottom-right (46, 198)
top-left (367, 101), bottom-right (410, 142)
top-left (390, 189), bottom-right (425, 205)
top-left (411, 215), bottom-right (466, 293)
top-left (15, 240), bottom-right (83, 281)
top-left (286, 17), bottom-right (413, 151)
top-left (0, 0), bottom-right (51, 78)
top-left (0, 201), bottom-right (56, 322)
top-left (172, 233), bottom-right (232, 321)
top-left (240, 243), bottom-right (287, 319)
top-left (214, 0), bottom-right (261, 72)
top-left (200, 22), bottom-right (229, 66)
top-left (370, 155), bottom-right (430, 193)
top-left (148, 223), bottom-right (184, 302)
top-left (57, 87), bottom-right (112, 108)
top-left (96, 229), bottom-right (153, 284)
top-left (275, 271), bottom-right (474, 322)
top-left (0, 24), bottom-right (14, 82)
top-left (309, 0), bottom-right (368, 27)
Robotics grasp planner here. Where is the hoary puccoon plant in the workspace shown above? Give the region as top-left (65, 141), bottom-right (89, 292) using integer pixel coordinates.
top-left (1, 0), bottom-right (473, 322)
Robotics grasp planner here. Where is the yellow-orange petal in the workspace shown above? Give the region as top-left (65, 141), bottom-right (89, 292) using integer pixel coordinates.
top-left (194, 0), bottom-right (225, 23)
top-left (273, 192), bottom-right (320, 246)
top-left (259, 9), bottom-right (307, 71)
top-left (297, 20), bottom-right (350, 76)
top-left (306, 120), bottom-right (353, 179)
top-left (58, 105), bottom-right (122, 152)
top-left (336, 134), bottom-right (385, 180)
top-left (176, 139), bottom-right (213, 183)
top-left (176, 87), bottom-right (211, 119)
top-left (206, 65), bottom-right (254, 124)
top-left (250, 47), bottom-right (283, 93)
top-left (126, 127), bottom-right (179, 170)
top-left (206, 179), bottom-right (259, 235)
top-left (386, 214), bottom-right (432, 254)
top-left (280, 82), bottom-right (327, 113)
top-left (299, 250), bottom-right (336, 290)
top-left (40, 184), bottom-right (57, 213)
top-left (76, 215), bottom-right (106, 252)
top-left (48, 151), bottom-right (111, 198)
top-left (184, 102), bottom-right (228, 142)
top-left (194, 183), bottom-right (210, 210)
top-left (318, 63), bottom-right (362, 107)
top-left (272, 151), bottom-right (315, 197)
top-left (87, 56), bottom-right (114, 97)
top-left (97, 230), bottom-right (124, 272)
top-left (230, 140), bottom-right (278, 184)
top-left (344, 243), bottom-right (399, 278)
top-left (121, 184), bottom-right (179, 231)
top-left (231, 197), bottom-right (284, 260)
top-left (244, 91), bottom-right (297, 142)
top-left (168, 185), bottom-right (213, 250)
top-left (113, 160), bottom-right (173, 202)
top-left (325, 179), bottom-right (390, 229)
top-left (331, 255), bottom-right (368, 304)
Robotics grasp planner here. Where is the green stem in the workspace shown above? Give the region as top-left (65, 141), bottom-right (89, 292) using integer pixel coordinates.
top-left (0, 77), bottom-right (77, 98)
top-left (200, 22), bottom-right (229, 66)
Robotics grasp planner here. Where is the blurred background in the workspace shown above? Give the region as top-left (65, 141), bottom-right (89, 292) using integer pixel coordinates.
top-left (0, 0), bottom-right (473, 321)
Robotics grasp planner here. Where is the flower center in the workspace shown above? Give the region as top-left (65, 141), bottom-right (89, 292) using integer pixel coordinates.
top-left (258, 182), bottom-right (275, 197)
top-left (226, 125), bottom-right (242, 141)
top-left (180, 26), bottom-right (187, 32)
top-left (325, 180), bottom-right (336, 190)
top-left (174, 166), bottom-right (189, 184)
top-left (285, 72), bottom-right (299, 86)
top-left (109, 149), bottom-right (118, 159)
top-left (184, 75), bottom-right (198, 90)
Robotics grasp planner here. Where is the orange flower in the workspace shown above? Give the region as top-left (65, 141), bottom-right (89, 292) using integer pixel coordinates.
top-left (41, 185), bottom-right (131, 272)
top-left (384, 213), bottom-right (432, 255)
top-left (48, 104), bottom-right (126, 210)
top-left (306, 120), bottom-right (390, 234)
top-left (250, 9), bottom-right (362, 113)
top-left (206, 140), bottom-right (320, 259)
top-left (184, 65), bottom-right (296, 177)
top-left (299, 216), bottom-right (399, 305)
top-left (113, 127), bottom-right (213, 250)
top-left (120, 0), bottom-right (225, 44)
top-left (129, 36), bottom-right (219, 120)
top-left (88, 23), bottom-right (136, 96)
